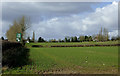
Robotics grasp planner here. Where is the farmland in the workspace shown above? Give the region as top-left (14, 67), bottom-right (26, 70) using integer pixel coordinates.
top-left (3, 41), bottom-right (118, 74)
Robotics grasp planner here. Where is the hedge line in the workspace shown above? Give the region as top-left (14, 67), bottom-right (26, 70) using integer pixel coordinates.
top-left (2, 41), bottom-right (30, 68)
top-left (32, 45), bottom-right (43, 47)
top-left (31, 44), bottom-right (120, 48)
top-left (51, 44), bottom-right (120, 47)
top-left (2, 41), bottom-right (22, 51)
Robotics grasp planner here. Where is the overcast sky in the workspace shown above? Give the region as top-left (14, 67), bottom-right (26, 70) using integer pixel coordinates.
top-left (1, 1), bottom-right (118, 40)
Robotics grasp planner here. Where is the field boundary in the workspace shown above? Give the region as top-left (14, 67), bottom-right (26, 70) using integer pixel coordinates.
top-left (32, 44), bottom-right (120, 47)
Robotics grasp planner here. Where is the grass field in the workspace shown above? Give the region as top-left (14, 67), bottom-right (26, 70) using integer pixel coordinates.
top-left (3, 42), bottom-right (118, 74)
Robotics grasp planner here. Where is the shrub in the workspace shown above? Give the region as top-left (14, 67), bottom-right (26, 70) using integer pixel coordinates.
top-left (2, 41), bottom-right (30, 68)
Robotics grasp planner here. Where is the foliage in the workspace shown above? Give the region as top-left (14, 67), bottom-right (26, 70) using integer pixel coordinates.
top-left (58, 39), bottom-right (64, 42)
top-left (1, 37), bottom-right (4, 40)
top-left (79, 36), bottom-right (85, 42)
top-left (88, 36), bottom-right (93, 41)
top-left (2, 41), bottom-right (30, 68)
top-left (6, 16), bottom-right (31, 42)
top-left (111, 36), bottom-right (120, 41)
top-left (74, 36), bottom-right (78, 42)
top-left (64, 37), bottom-right (70, 42)
top-left (27, 37), bottom-right (31, 42)
top-left (98, 27), bottom-right (109, 41)
top-left (38, 37), bottom-right (45, 42)
top-left (85, 36), bottom-right (89, 41)
top-left (49, 39), bottom-right (58, 42)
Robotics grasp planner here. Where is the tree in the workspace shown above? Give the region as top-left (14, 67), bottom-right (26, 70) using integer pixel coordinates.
top-left (58, 39), bottom-right (62, 42)
top-left (27, 37), bottom-right (31, 42)
top-left (74, 36), bottom-right (78, 42)
top-left (88, 36), bottom-right (93, 41)
top-left (85, 36), bottom-right (89, 41)
top-left (103, 28), bottom-right (109, 41)
top-left (98, 27), bottom-right (109, 41)
top-left (65, 37), bottom-right (68, 42)
top-left (38, 37), bottom-right (45, 42)
top-left (1, 37), bottom-right (4, 40)
top-left (49, 39), bottom-right (57, 42)
top-left (116, 36), bottom-right (120, 40)
top-left (67, 38), bottom-right (70, 42)
top-left (6, 16), bottom-right (31, 42)
top-left (71, 37), bottom-right (74, 42)
top-left (79, 36), bottom-right (85, 42)
top-left (98, 27), bottom-right (103, 41)
top-left (64, 36), bottom-right (70, 42)
top-left (32, 31), bottom-right (35, 42)
top-left (111, 36), bottom-right (116, 41)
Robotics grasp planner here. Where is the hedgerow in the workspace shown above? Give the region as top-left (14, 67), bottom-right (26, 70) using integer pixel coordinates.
top-left (2, 41), bottom-right (30, 68)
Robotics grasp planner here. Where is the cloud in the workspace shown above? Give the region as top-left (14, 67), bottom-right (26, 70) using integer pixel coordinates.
top-left (108, 30), bottom-right (118, 38)
top-left (1, 2), bottom-right (118, 40)
top-left (0, 21), bottom-right (12, 38)
top-left (80, 1), bottom-right (118, 34)
top-left (2, 2), bottom-right (95, 23)
top-left (26, 1), bottom-right (117, 40)
top-left (0, 20), bottom-right (2, 38)
top-left (2, 0), bottom-right (120, 2)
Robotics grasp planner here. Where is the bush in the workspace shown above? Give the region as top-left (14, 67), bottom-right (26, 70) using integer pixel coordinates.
top-left (2, 41), bottom-right (30, 68)
top-left (32, 45), bottom-right (43, 47)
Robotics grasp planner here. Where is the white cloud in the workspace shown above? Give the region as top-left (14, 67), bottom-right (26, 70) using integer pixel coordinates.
top-left (108, 30), bottom-right (118, 38)
top-left (2, 2), bottom-right (118, 40)
top-left (28, 1), bottom-right (118, 40)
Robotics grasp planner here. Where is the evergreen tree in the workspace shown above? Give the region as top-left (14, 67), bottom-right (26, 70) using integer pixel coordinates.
top-left (38, 37), bottom-right (45, 42)
top-left (74, 36), bottom-right (78, 42)
top-left (27, 37), bottom-right (31, 42)
top-left (1, 37), bottom-right (4, 40)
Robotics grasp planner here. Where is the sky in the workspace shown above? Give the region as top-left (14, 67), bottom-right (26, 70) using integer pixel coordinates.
top-left (1, 1), bottom-right (119, 40)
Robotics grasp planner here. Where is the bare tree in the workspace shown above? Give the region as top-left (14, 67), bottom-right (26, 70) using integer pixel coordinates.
top-left (97, 27), bottom-right (109, 41)
top-left (98, 27), bottom-right (103, 41)
top-left (6, 16), bottom-right (31, 42)
top-left (103, 28), bottom-right (109, 41)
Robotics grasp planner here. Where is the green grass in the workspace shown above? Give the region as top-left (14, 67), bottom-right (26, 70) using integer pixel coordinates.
top-left (3, 45), bottom-right (118, 74)
top-left (26, 41), bottom-right (118, 48)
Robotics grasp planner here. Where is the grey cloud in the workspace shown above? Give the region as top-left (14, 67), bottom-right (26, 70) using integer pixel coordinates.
top-left (2, 2), bottom-right (97, 23)
top-left (1, 2), bottom-right (118, 40)
top-left (26, 2), bottom-right (118, 40)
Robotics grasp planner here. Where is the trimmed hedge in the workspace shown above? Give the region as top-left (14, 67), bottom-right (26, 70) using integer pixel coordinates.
top-left (2, 41), bottom-right (30, 68)
top-left (51, 44), bottom-right (120, 47)
top-left (32, 45), bottom-right (43, 47)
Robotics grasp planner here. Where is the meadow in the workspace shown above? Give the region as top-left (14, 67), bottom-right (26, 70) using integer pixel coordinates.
top-left (3, 41), bottom-right (118, 74)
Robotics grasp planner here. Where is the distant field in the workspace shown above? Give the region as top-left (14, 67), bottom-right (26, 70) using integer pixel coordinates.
top-left (26, 41), bottom-right (118, 48)
top-left (3, 45), bottom-right (118, 74)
